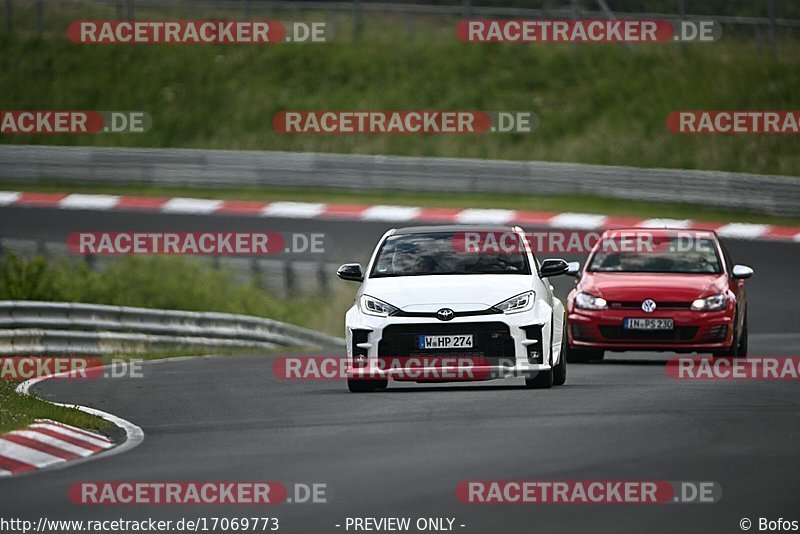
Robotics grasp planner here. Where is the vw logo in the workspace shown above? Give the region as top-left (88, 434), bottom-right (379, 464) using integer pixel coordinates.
top-left (641, 299), bottom-right (657, 313)
top-left (436, 308), bottom-right (455, 321)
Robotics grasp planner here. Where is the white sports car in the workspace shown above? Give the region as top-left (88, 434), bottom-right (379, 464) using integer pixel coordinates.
top-left (337, 225), bottom-right (569, 392)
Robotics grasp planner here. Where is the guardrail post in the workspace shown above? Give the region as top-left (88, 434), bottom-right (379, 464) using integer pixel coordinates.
top-left (242, 0), bottom-right (252, 20)
top-left (571, 0), bottom-right (581, 51)
top-left (317, 262), bottom-right (329, 295)
top-left (755, 23), bottom-right (762, 55)
top-left (125, 0), bottom-right (134, 20)
top-left (4, 0), bottom-right (12, 33)
top-left (35, 0), bottom-right (43, 34)
top-left (405, 13), bottom-right (415, 41)
top-left (328, 9), bottom-right (336, 37)
top-left (284, 261), bottom-right (296, 298)
top-left (251, 257), bottom-right (263, 289)
top-left (768, 0), bottom-right (777, 60)
top-left (352, 0), bottom-right (362, 40)
top-left (83, 253), bottom-right (96, 271)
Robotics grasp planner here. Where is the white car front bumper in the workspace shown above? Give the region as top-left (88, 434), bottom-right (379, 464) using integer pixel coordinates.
top-left (345, 300), bottom-right (559, 382)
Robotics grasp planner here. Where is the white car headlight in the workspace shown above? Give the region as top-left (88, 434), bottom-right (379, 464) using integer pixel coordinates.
top-left (359, 295), bottom-right (399, 317)
top-left (493, 291), bottom-right (534, 314)
top-left (690, 294), bottom-right (728, 311)
top-left (575, 292), bottom-right (607, 310)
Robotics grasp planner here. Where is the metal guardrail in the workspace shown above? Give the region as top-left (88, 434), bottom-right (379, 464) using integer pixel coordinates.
top-left (0, 145), bottom-right (798, 216)
top-left (0, 300), bottom-right (344, 355)
top-left (35, 0), bottom-right (800, 29)
top-left (2, 0), bottom-right (797, 58)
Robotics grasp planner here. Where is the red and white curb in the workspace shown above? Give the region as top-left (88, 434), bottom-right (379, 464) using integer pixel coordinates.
top-left (0, 420), bottom-right (114, 476)
top-left (0, 370), bottom-right (145, 478)
top-left (1, 191), bottom-right (799, 242)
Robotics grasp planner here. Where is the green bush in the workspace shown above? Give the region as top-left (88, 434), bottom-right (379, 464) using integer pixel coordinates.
top-left (0, 254), bottom-right (331, 327)
top-left (0, 254), bottom-right (63, 301)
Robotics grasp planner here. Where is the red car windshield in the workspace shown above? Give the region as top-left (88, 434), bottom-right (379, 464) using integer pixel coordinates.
top-left (588, 236), bottom-right (723, 274)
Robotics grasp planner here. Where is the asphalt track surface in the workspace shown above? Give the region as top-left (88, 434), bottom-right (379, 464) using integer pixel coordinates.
top-left (1, 205), bottom-right (799, 534)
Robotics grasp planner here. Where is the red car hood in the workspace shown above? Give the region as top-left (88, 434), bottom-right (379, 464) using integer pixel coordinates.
top-left (580, 272), bottom-right (726, 302)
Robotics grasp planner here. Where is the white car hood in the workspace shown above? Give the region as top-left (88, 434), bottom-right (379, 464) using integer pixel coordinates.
top-left (362, 274), bottom-right (534, 312)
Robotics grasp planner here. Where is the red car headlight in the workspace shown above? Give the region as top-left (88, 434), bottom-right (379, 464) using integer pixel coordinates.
top-left (575, 292), bottom-right (608, 310)
top-left (690, 294), bottom-right (728, 311)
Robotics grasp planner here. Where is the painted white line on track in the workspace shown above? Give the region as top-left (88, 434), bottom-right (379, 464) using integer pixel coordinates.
top-left (0, 191), bottom-right (22, 205)
top-left (638, 218), bottom-right (693, 229)
top-left (455, 209), bottom-right (516, 224)
top-left (36, 419), bottom-right (113, 441)
top-left (0, 438), bottom-right (64, 467)
top-left (716, 223), bottom-right (770, 239)
top-left (161, 197), bottom-right (223, 214)
top-left (549, 213), bottom-right (608, 229)
top-left (28, 423), bottom-right (113, 448)
top-left (59, 194), bottom-right (120, 210)
top-left (261, 201), bottom-right (325, 218)
top-left (361, 205), bottom-right (422, 222)
top-left (9, 430), bottom-right (97, 456)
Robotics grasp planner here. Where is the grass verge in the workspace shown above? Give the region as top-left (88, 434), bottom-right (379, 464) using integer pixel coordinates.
top-left (0, 379), bottom-right (110, 434)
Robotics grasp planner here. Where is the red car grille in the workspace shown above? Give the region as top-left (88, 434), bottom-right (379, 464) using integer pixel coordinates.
top-left (607, 301), bottom-right (691, 310)
top-left (599, 326), bottom-right (699, 341)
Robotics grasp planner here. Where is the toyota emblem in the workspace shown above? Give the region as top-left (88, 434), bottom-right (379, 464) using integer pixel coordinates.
top-left (436, 308), bottom-right (455, 321)
top-left (641, 299), bottom-right (657, 313)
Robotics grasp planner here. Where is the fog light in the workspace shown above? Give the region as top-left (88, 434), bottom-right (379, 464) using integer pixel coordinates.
top-left (528, 349), bottom-right (542, 364)
top-left (353, 355), bottom-right (368, 368)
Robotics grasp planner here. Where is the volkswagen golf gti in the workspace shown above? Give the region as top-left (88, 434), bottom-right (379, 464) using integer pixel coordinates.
top-left (566, 228), bottom-right (753, 362)
top-left (337, 225), bottom-right (570, 392)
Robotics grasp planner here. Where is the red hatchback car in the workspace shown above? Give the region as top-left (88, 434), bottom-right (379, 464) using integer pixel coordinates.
top-left (566, 228), bottom-right (753, 362)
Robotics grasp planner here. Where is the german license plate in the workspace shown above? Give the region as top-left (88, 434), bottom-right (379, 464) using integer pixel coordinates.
top-left (623, 318), bottom-right (674, 330)
top-left (418, 334), bottom-right (474, 349)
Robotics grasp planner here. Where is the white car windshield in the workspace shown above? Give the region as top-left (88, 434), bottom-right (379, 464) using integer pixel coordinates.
top-left (370, 232), bottom-right (531, 277)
